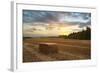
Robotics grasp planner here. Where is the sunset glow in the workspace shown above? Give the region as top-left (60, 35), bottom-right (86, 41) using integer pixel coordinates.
top-left (23, 10), bottom-right (91, 37)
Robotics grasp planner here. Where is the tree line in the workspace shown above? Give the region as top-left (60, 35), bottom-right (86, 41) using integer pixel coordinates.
top-left (59, 27), bottom-right (91, 40)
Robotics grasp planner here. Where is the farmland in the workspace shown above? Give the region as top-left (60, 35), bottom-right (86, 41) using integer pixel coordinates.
top-left (23, 37), bottom-right (91, 62)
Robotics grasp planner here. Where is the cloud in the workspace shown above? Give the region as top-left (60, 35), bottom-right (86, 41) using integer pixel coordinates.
top-left (23, 10), bottom-right (59, 23)
top-left (23, 10), bottom-right (91, 28)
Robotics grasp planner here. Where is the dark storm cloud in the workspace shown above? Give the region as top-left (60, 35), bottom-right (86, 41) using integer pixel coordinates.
top-left (23, 10), bottom-right (91, 28)
top-left (23, 10), bottom-right (59, 23)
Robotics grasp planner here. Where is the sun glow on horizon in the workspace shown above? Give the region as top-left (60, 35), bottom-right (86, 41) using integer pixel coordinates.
top-left (58, 27), bottom-right (72, 35)
top-left (23, 10), bottom-right (91, 37)
top-left (23, 22), bottom-right (82, 37)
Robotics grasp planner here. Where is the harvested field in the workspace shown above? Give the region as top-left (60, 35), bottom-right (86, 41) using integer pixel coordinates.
top-left (23, 38), bottom-right (91, 62)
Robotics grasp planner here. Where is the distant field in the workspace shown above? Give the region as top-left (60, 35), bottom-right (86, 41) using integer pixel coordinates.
top-left (23, 37), bottom-right (91, 62)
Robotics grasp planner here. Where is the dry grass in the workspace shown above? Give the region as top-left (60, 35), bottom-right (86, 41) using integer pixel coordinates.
top-left (23, 38), bottom-right (91, 63)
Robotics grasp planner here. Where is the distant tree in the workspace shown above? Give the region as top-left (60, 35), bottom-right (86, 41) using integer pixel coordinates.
top-left (59, 35), bottom-right (67, 38)
top-left (65, 27), bottom-right (91, 40)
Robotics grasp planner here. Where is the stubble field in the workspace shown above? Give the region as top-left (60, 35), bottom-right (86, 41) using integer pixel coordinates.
top-left (23, 38), bottom-right (91, 62)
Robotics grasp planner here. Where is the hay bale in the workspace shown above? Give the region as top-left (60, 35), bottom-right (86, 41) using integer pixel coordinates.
top-left (39, 43), bottom-right (58, 54)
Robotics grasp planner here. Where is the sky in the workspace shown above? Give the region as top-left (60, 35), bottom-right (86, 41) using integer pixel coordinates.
top-left (23, 10), bottom-right (91, 37)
